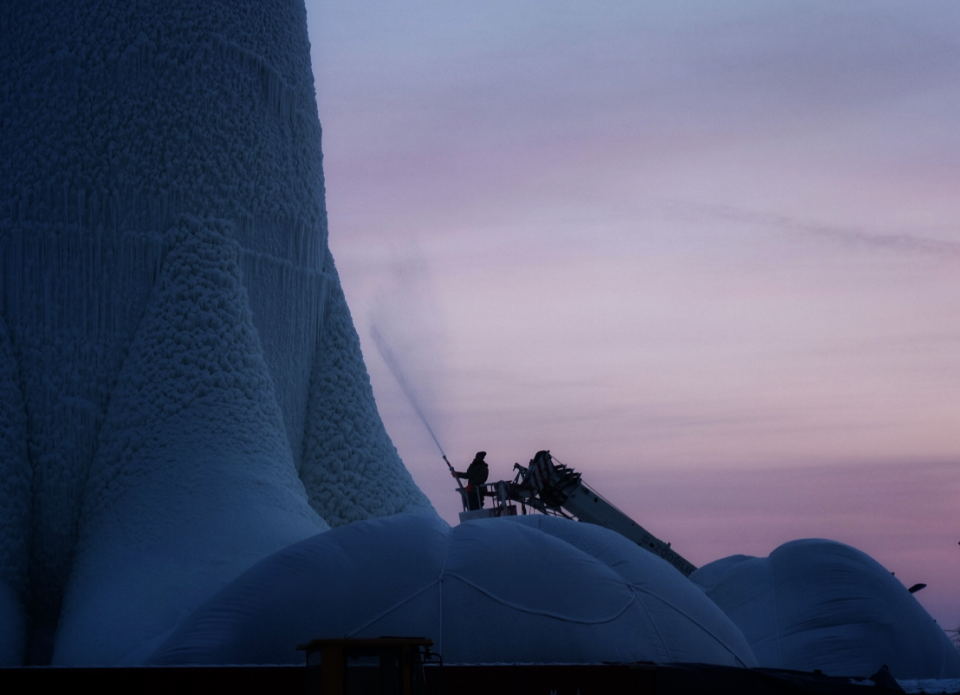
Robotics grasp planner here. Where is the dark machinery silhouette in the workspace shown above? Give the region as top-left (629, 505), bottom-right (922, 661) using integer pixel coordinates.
top-left (455, 450), bottom-right (696, 576)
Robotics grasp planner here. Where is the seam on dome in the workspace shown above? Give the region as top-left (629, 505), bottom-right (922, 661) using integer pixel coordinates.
top-left (529, 522), bottom-right (746, 661)
top-left (634, 588), bottom-right (754, 668)
top-left (631, 588), bottom-right (673, 662)
top-left (584, 549), bottom-right (687, 663)
top-left (345, 581), bottom-right (439, 638)
top-left (444, 571), bottom-right (636, 625)
top-left (771, 567), bottom-right (783, 668)
top-left (939, 633), bottom-right (949, 679)
top-left (436, 528), bottom-right (454, 656)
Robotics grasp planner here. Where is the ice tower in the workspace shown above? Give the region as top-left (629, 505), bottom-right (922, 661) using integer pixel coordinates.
top-left (0, 0), bottom-right (432, 665)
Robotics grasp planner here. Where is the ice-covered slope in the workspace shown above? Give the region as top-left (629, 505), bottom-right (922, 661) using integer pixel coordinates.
top-left (53, 218), bottom-right (329, 665)
top-left (150, 515), bottom-right (757, 667)
top-left (691, 539), bottom-right (960, 679)
top-left (0, 0), bottom-right (432, 663)
top-left (0, 318), bottom-right (31, 666)
top-left (300, 251), bottom-right (434, 527)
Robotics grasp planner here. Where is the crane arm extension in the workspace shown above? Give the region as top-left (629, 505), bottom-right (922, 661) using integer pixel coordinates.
top-left (559, 481), bottom-right (697, 577)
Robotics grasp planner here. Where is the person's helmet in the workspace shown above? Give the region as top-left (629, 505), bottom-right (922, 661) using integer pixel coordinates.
top-left (475, 451), bottom-right (486, 459)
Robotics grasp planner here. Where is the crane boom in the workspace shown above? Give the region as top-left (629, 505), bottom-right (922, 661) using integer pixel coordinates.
top-left (557, 479), bottom-right (695, 576)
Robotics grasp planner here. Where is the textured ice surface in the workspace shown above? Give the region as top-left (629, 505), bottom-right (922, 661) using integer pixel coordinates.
top-left (0, 0), bottom-right (432, 663)
top-left (52, 218), bottom-right (328, 665)
top-left (149, 514), bottom-right (757, 667)
top-left (0, 318), bottom-right (31, 666)
top-left (691, 539), bottom-right (960, 679)
top-left (300, 252), bottom-right (435, 527)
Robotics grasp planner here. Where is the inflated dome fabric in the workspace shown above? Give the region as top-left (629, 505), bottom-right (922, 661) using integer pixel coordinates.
top-left (150, 514), bottom-right (757, 666)
top-left (690, 538), bottom-right (960, 679)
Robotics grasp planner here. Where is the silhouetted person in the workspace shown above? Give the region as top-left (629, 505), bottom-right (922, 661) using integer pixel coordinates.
top-left (454, 451), bottom-right (489, 511)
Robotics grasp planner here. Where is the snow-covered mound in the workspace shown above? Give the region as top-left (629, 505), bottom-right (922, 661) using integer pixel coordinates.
top-left (149, 514), bottom-right (757, 667)
top-left (0, 318), bottom-right (30, 665)
top-left (1, 0), bottom-right (432, 662)
top-left (52, 219), bottom-right (328, 666)
top-left (691, 539), bottom-right (960, 679)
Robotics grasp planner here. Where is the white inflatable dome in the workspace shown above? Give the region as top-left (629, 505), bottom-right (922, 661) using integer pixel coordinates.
top-left (690, 539), bottom-right (960, 679)
top-left (150, 514), bottom-right (757, 667)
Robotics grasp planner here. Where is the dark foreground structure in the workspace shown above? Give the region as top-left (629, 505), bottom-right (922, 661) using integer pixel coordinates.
top-left (0, 662), bottom-right (925, 695)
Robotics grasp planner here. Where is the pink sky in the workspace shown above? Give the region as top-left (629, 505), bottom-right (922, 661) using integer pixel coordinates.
top-left (304, 0), bottom-right (960, 630)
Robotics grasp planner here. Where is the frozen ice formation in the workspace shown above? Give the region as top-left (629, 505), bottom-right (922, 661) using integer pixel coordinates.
top-left (690, 539), bottom-right (960, 679)
top-left (52, 218), bottom-right (329, 665)
top-left (0, 0), bottom-right (432, 664)
top-left (299, 256), bottom-right (431, 527)
top-left (0, 318), bottom-right (31, 666)
top-left (149, 514), bottom-right (758, 667)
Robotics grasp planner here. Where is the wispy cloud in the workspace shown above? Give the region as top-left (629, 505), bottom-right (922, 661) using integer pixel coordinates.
top-left (662, 198), bottom-right (960, 259)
